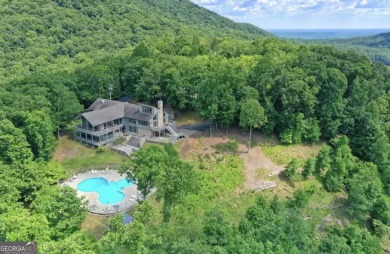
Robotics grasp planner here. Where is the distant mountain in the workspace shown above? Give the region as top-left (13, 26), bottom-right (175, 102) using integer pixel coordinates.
top-left (0, 0), bottom-right (271, 83)
top-left (297, 32), bottom-right (390, 66)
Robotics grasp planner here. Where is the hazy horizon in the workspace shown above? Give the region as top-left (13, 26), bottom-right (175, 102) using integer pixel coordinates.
top-left (266, 28), bottom-right (390, 39)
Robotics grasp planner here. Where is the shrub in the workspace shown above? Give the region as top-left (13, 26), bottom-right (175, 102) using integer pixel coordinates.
top-left (283, 158), bottom-right (298, 180)
top-left (214, 140), bottom-right (238, 154)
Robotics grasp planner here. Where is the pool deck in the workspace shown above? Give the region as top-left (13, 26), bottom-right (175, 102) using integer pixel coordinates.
top-left (63, 169), bottom-right (140, 215)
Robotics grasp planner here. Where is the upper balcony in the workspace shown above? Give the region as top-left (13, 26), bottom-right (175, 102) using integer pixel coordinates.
top-left (75, 124), bottom-right (123, 136)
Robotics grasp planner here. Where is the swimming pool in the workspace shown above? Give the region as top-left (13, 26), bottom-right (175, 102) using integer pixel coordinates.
top-left (77, 177), bottom-right (134, 204)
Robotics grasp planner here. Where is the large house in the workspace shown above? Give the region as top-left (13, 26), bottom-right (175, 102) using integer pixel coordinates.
top-left (74, 98), bottom-right (184, 146)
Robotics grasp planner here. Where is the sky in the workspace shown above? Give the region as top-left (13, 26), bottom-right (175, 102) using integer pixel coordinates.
top-left (190, 0), bottom-right (390, 29)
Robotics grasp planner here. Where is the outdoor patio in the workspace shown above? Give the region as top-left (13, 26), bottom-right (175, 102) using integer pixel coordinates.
top-left (63, 169), bottom-right (140, 215)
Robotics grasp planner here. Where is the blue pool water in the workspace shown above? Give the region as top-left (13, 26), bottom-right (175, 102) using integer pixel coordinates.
top-left (77, 177), bottom-right (134, 204)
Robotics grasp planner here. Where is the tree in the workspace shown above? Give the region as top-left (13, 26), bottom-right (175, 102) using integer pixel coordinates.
top-left (315, 145), bottom-right (331, 175)
top-left (323, 136), bottom-right (356, 192)
top-left (50, 84), bottom-right (83, 139)
top-left (203, 211), bottom-right (232, 246)
top-left (347, 162), bottom-right (383, 222)
top-left (290, 189), bottom-right (311, 208)
top-left (98, 202), bottom-right (161, 253)
top-left (302, 157), bottom-right (316, 179)
top-left (31, 186), bottom-right (87, 239)
top-left (155, 144), bottom-right (198, 222)
top-left (0, 119), bottom-right (33, 165)
top-left (121, 144), bottom-right (197, 222)
top-left (40, 232), bottom-right (97, 254)
top-left (0, 207), bottom-right (51, 243)
top-left (195, 59), bottom-right (238, 136)
top-left (283, 159), bottom-right (298, 180)
top-left (239, 99), bottom-right (267, 152)
top-left (20, 110), bottom-right (55, 161)
top-left (319, 225), bottom-right (382, 254)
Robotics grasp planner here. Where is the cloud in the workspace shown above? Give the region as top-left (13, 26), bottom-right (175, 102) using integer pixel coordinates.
top-left (190, 0), bottom-right (390, 28)
top-left (192, 0), bottom-right (390, 16)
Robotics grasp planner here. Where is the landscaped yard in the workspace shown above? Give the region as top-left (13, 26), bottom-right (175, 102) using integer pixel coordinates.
top-left (53, 134), bottom-right (126, 175)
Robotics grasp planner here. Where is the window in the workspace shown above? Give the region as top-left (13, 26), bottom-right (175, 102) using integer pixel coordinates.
top-left (114, 118), bottom-right (122, 125)
top-left (138, 120), bottom-right (149, 126)
top-left (142, 106), bottom-right (152, 114)
top-left (128, 118), bottom-right (136, 124)
top-left (129, 126), bottom-right (138, 133)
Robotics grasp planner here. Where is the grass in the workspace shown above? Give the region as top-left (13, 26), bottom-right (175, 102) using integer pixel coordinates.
top-left (262, 142), bottom-right (325, 167)
top-left (175, 111), bottom-right (204, 126)
top-left (81, 214), bottom-right (111, 239)
top-left (53, 134), bottom-right (127, 175)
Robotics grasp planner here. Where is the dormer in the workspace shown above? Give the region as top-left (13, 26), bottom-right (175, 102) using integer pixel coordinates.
top-left (138, 103), bottom-right (156, 115)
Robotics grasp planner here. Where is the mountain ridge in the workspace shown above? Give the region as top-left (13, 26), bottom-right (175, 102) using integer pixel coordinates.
top-left (0, 0), bottom-right (271, 83)
top-left (296, 31), bottom-right (390, 65)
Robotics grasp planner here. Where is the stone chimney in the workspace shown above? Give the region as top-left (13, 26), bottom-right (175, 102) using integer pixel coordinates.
top-left (157, 100), bottom-right (164, 127)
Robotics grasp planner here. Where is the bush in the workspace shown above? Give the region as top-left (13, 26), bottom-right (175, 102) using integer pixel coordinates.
top-left (302, 157), bottom-right (316, 179)
top-left (113, 137), bottom-right (126, 146)
top-left (283, 158), bottom-right (298, 179)
top-left (96, 146), bottom-right (107, 154)
top-left (214, 140), bottom-right (238, 154)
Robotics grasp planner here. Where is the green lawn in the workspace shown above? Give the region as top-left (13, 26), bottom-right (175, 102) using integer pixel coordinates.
top-left (262, 142), bottom-right (325, 167)
top-left (53, 134), bottom-right (127, 175)
top-left (81, 214), bottom-right (111, 239)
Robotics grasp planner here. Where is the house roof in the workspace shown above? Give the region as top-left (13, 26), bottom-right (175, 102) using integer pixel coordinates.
top-left (82, 98), bottom-right (156, 126)
top-left (82, 104), bottom-right (125, 126)
top-left (87, 98), bottom-right (122, 111)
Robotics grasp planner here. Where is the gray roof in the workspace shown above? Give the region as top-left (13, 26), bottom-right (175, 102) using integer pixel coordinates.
top-left (124, 103), bottom-right (154, 122)
top-left (82, 104), bottom-right (124, 126)
top-left (82, 98), bottom-right (156, 126)
top-left (87, 98), bottom-right (122, 111)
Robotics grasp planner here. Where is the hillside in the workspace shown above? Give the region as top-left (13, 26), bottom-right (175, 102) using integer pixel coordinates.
top-left (0, 0), bottom-right (270, 83)
top-left (298, 32), bottom-right (390, 65)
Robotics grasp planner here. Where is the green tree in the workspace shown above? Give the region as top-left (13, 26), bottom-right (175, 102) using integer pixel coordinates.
top-left (156, 145), bottom-right (198, 222)
top-left (121, 144), bottom-right (197, 221)
top-left (283, 158), bottom-right (298, 180)
top-left (302, 157), bottom-right (316, 179)
top-left (347, 162), bottom-right (383, 222)
top-left (50, 84), bottom-right (83, 139)
top-left (40, 232), bottom-right (97, 254)
top-left (323, 136), bottom-right (356, 192)
top-left (20, 110), bottom-right (55, 161)
top-left (98, 202), bottom-right (161, 253)
top-left (0, 119), bottom-right (33, 165)
top-left (31, 186), bottom-right (87, 239)
top-left (0, 207), bottom-right (51, 243)
top-left (239, 99), bottom-right (267, 151)
top-left (195, 59), bottom-right (238, 136)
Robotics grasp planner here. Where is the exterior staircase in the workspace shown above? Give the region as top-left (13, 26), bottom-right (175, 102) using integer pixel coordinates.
top-left (165, 124), bottom-right (186, 142)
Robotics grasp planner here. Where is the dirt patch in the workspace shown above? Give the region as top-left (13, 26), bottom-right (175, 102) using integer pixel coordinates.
top-left (179, 129), bottom-right (283, 192)
top-left (239, 144), bottom-right (283, 191)
top-left (177, 136), bottom-right (231, 158)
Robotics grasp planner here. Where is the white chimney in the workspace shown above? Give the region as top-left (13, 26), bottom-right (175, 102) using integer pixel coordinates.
top-left (157, 100), bottom-right (164, 127)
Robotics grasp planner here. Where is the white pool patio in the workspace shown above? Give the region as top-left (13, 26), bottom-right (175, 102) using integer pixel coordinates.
top-left (63, 169), bottom-right (140, 215)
